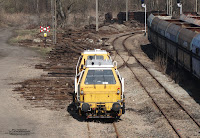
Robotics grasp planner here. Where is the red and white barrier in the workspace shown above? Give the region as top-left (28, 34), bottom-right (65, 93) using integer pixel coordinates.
top-left (40, 26), bottom-right (50, 32)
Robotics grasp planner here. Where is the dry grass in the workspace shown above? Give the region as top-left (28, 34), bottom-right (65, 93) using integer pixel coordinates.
top-left (9, 29), bottom-right (38, 44)
top-left (30, 46), bottom-right (53, 57)
top-left (154, 52), bottom-right (182, 83)
top-left (9, 28), bottom-right (53, 56)
top-left (1, 10), bottom-right (26, 26)
top-left (18, 34), bottom-right (32, 40)
top-left (154, 52), bottom-right (168, 73)
top-left (0, 10), bottom-right (40, 28)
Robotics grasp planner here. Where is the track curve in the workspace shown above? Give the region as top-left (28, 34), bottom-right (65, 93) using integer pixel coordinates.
top-left (112, 32), bottom-right (200, 138)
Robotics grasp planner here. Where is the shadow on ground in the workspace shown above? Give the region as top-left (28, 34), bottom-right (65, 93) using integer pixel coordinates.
top-left (141, 44), bottom-right (200, 104)
top-left (67, 100), bottom-right (121, 123)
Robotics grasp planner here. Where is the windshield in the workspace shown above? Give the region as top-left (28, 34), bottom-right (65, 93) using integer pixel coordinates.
top-left (87, 55), bottom-right (104, 60)
top-left (85, 70), bottom-right (116, 84)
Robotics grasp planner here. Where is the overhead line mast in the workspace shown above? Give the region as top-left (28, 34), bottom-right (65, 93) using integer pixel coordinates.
top-left (96, 0), bottom-right (98, 31)
top-left (51, 0), bottom-right (57, 44)
top-left (196, 0), bottom-right (198, 13)
top-left (126, 0), bottom-right (129, 21)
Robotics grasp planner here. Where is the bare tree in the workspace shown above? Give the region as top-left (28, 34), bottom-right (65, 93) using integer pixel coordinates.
top-left (56, 0), bottom-right (75, 27)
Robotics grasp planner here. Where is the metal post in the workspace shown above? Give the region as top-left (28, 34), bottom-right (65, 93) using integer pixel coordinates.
top-left (145, 4), bottom-right (146, 36)
top-left (142, 3), bottom-right (147, 36)
top-left (171, 0), bottom-right (173, 15)
top-left (51, 0), bottom-right (54, 44)
top-left (96, 0), bottom-right (99, 31)
top-left (180, 4), bottom-right (182, 15)
top-left (169, 0), bottom-right (172, 16)
top-left (126, 0), bottom-right (128, 21)
top-left (51, 0), bottom-right (56, 45)
top-left (196, 0), bottom-right (198, 13)
top-left (167, 0), bottom-right (169, 15)
top-left (55, 0), bottom-right (57, 44)
top-left (177, 3), bottom-right (182, 15)
top-left (45, 37), bottom-right (47, 47)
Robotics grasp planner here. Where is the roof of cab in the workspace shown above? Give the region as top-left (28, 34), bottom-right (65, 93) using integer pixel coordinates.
top-left (85, 59), bottom-right (114, 68)
top-left (82, 49), bottom-right (108, 54)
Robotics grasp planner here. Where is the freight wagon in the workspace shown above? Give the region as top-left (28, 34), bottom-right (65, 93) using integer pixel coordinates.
top-left (117, 11), bottom-right (166, 24)
top-left (147, 14), bottom-right (200, 79)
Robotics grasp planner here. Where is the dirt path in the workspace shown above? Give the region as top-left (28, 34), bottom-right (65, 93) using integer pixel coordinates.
top-left (0, 28), bottom-right (89, 137)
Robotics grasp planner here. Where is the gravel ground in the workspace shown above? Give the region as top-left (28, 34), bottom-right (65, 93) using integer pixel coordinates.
top-left (88, 121), bottom-right (117, 138)
top-left (2, 24), bottom-right (200, 138)
top-left (0, 28), bottom-right (89, 138)
top-left (127, 34), bottom-right (200, 120)
top-left (108, 35), bottom-right (178, 138)
top-left (124, 34), bottom-right (200, 137)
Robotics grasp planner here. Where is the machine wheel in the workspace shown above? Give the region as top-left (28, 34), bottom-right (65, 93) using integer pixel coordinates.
top-left (78, 108), bottom-right (82, 116)
top-left (122, 103), bottom-right (125, 114)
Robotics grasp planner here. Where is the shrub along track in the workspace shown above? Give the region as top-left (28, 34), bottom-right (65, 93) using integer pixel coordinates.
top-left (112, 32), bottom-right (200, 137)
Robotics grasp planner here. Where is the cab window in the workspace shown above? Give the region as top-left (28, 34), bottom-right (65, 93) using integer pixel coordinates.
top-left (87, 55), bottom-right (104, 60)
top-left (85, 70), bottom-right (116, 84)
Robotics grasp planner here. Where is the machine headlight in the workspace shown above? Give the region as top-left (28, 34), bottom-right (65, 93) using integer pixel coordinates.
top-left (80, 88), bottom-right (84, 95)
top-left (117, 88), bottom-right (120, 95)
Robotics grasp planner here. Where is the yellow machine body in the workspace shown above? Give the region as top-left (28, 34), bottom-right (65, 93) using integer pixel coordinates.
top-left (75, 59), bottom-right (125, 119)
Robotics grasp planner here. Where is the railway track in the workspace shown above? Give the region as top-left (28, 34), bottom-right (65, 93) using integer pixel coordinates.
top-left (87, 121), bottom-right (120, 138)
top-left (111, 33), bottom-right (133, 64)
top-left (111, 29), bottom-right (144, 63)
top-left (112, 32), bottom-right (200, 137)
top-left (113, 122), bottom-right (120, 138)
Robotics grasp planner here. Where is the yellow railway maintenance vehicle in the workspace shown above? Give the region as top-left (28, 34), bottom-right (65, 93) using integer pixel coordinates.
top-left (74, 59), bottom-right (125, 119)
top-left (75, 49), bottom-right (111, 76)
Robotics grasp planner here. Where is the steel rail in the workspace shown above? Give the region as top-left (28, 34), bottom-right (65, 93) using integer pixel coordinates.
top-left (111, 29), bottom-right (144, 61)
top-left (87, 122), bottom-right (120, 138)
top-left (87, 122), bottom-right (91, 138)
top-left (123, 34), bottom-right (200, 129)
top-left (113, 122), bottom-right (120, 138)
top-left (112, 32), bottom-right (181, 137)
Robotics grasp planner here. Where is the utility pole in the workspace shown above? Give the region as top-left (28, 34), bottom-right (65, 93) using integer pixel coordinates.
top-left (169, 0), bottom-right (173, 16)
top-left (167, 0), bottom-right (169, 15)
top-left (51, 0), bottom-right (54, 44)
top-left (126, 0), bottom-right (129, 21)
top-left (55, 0), bottom-right (57, 44)
top-left (196, 0), bottom-right (198, 13)
top-left (36, 0), bottom-right (39, 14)
top-left (96, 0), bottom-right (99, 31)
top-left (51, 0), bottom-right (57, 44)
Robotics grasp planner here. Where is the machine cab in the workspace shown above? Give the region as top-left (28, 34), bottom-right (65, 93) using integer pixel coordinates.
top-left (75, 49), bottom-right (111, 76)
